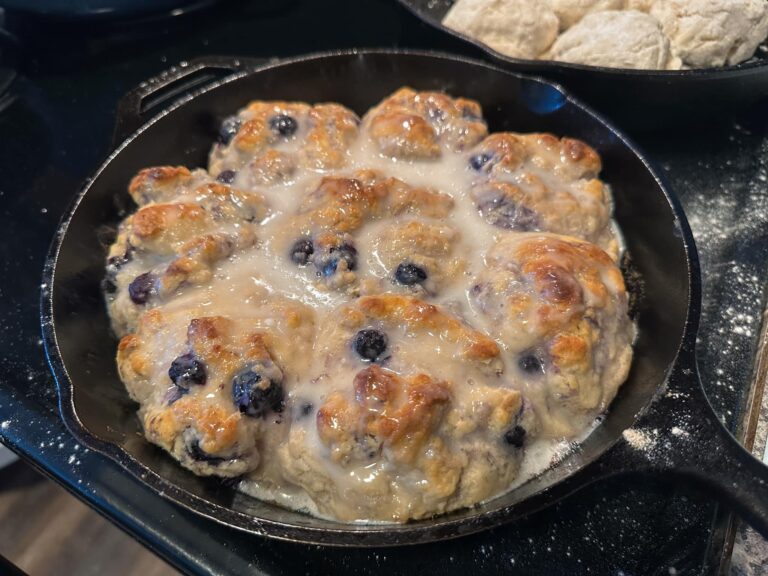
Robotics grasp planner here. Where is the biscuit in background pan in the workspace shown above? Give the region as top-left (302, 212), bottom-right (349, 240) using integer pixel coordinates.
top-left (651, 0), bottom-right (768, 68)
top-left (442, 0), bottom-right (559, 60)
top-left (546, 10), bottom-right (682, 70)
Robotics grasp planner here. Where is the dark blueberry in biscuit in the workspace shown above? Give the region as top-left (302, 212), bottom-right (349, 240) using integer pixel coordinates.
top-left (107, 247), bottom-right (133, 271)
top-left (503, 425), bottom-right (527, 448)
top-left (394, 262), bottom-right (428, 286)
top-left (101, 276), bottom-right (117, 294)
top-left (168, 353), bottom-right (207, 389)
top-left (297, 401), bottom-right (314, 419)
top-left (358, 433), bottom-right (383, 459)
top-left (318, 244), bottom-right (358, 277)
top-left (232, 369), bottom-right (285, 418)
top-left (219, 116), bottom-right (242, 145)
top-left (477, 194), bottom-right (539, 232)
top-left (164, 386), bottom-right (187, 405)
top-left (128, 272), bottom-right (156, 305)
top-left (353, 329), bottom-right (388, 363)
top-left (216, 169), bottom-right (237, 184)
top-left (269, 114), bottom-right (298, 137)
top-left (461, 105), bottom-right (482, 121)
top-left (469, 153), bottom-right (493, 171)
top-left (427, 106), bottom-right (446, 122)
top-left (290, 238), bottom-right (314, 266)
top-left (187, 439), bottom-right (226, 464)
top-left (518, 353), bottom-right (544, 375)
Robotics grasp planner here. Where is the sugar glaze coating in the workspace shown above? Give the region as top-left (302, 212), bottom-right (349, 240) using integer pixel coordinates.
top-left (106, 89), bottom-right (634, 522)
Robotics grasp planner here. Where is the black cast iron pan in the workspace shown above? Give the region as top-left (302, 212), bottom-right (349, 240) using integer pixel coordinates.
top-left (41, 50), bottom-right (768, 546)
top-left (395, 0), bottom-right (768, 129)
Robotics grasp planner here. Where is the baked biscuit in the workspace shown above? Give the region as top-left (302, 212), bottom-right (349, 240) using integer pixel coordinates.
top-left (285, 170), bottom-right (456, 291)
top-left (208, 101), bottom-right (360, 184)
top-left (105, 173), bottom-right (268, 336)
top-left (362, 88), bottom-right (488, 159)
top-left (467, 133), bottom-right (618, 258)
top-left (470, 233), bottom-right (634, 437)
top-left (117, 298), bottom-right (314, 477)
top-left (280, 295), bottom-right (535, 521)
top-left (374, 220), bottom-right (464, 296)
top-left (128, 166), bottom-right (198, 206)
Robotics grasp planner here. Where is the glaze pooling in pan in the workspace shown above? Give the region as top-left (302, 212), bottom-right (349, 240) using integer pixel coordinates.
top-left (104, 88), bottom-right (635, 522)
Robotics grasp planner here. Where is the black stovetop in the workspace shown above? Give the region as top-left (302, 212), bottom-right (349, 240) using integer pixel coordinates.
top-left (1, 1), bottom-right (767, 574)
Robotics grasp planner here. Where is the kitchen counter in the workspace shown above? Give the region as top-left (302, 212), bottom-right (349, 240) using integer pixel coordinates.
top-left (0, 0), bottom-right (766, 573)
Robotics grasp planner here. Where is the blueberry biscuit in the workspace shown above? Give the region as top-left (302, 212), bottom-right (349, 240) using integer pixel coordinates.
top-left (467, 132), bottom-right (618, 258)
top-left (106, 167), bottom-right (268, 336)
top-left (280, 294), bottom-right (535, 521)
top-left (361, 87), bottom-right (488, 159)
top-left (209, 101), bottom-right (360, 186)
top-left (117, 297), bottom-right (315, 478)
top-left (284, 169), bottom-right (459, 292)
top-left (470, 233), bottom-right (634, 437)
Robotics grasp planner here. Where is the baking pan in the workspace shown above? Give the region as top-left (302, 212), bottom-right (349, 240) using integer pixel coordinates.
top-left (41, 50), bottom-right (768, 546)
top-left (396, 0), bottom-right (768, 129)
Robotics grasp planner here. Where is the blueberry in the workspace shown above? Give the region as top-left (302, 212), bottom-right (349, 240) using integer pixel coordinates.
top-left (477, 193), bottom-right (539, 232)
top-left (101, 276), bottom-right (117, 295)
top-left (219, 116), bottom-right (242, 145)
top-left (187, 439), bottom-right (225, 463)
top-left (461, 106), bottom-right (482, 121)
top-left (318, 244), bottom-right (357, 277)
top-left (216, 169), bottom-right (237, 184)
top-left (168, 353), bottom-right (207, 389)
top-left (469, 153), bottom-right (493, 171)
top-left (320, 260), bottom-right (337, 277)
top-left (269, 114), bottom-right (298, 137)
top-left (394, 262), bottom-right (427, 286)
top-left (518, 353), bottom-right (544, 375)
top-left (427, 106), bottom-right (445, 122)
top-left (165, 386), bottom-right (186, 405)
top-left (290, 238), bottom-right (314, 266)
top-left (232, 369), bottom-right (285, 418)
top-left (503, 425), bottom-right (527, 448)
top-left (298, 401), bottom-right (314, 418)
top-left (353, 329), bottom-right (388, 363)
top-left (107, 247), bottom-right (133, 270)
top-left (128, 272), bottom-right (156, 305)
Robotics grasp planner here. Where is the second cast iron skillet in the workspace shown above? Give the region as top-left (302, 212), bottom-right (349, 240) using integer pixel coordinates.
top-left (42, 50), bottom-right (768, 546)
top-left (396, 0), bottom-right (768, 129)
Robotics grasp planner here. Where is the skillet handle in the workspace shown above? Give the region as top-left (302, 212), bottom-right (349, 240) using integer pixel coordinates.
top-left (112, 56), bottom-right (266, 147)
top-left (601, 352), bottom-right (768, 537)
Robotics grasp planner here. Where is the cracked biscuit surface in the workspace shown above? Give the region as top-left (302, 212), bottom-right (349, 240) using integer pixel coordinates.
top-left (470, 233), bottom-right (634, 437)
top-left (280, 295), bottom-right (535, 521)
top-left (106, 88), bottom-right (633, 522)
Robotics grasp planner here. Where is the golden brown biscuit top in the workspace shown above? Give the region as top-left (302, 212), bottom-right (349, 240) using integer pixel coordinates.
top-left (128, 165), bottom-right (193, 205)
top-left (477, 233), bottom-right (626, 341)
top-left (471, 132), bottom-right (601, 181)
top-left (212, 100), bottom-right (360, 177)
top-left (362, 87), bottom-right (488, 158)
top-left (317, 365), bottom-right (452, 464)
top-left (345, 294), bottom-right (500, 362)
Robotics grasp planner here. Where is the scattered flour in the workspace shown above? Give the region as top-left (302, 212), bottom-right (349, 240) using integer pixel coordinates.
top-left (622, 428), bottom-right (656, 451)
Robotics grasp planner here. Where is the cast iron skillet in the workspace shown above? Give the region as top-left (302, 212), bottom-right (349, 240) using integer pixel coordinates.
top-left (396, 0), bottom-right (768, 129)
top-left (41, 50), bottom-right (768, 546)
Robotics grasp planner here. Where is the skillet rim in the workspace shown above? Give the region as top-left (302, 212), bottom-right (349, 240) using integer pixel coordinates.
top-left (40, 48), bottom-right (700, 546)
top-left (396, 0), bottom-right (768, 78)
